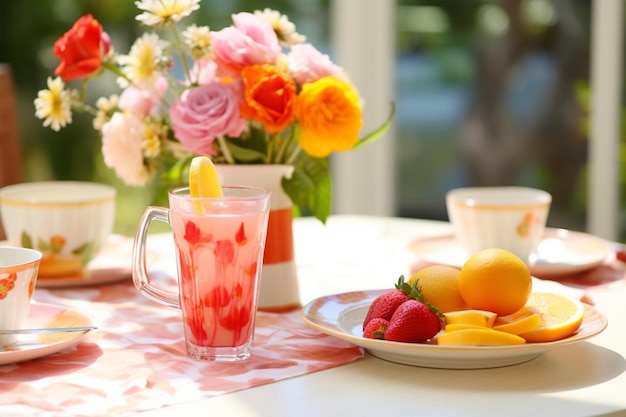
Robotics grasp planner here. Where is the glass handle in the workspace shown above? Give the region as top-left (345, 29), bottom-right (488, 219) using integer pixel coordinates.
top-left (131, 206), bottom-right (180, 308)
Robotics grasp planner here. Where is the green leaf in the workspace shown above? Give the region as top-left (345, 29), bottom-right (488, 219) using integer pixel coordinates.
top-left (20, 231), bottom-right (33, 249)
top-left (72, 241), bottom-right (97, 264)
top-left (282, 155), bottom-right (331, 223)
top-left (226, 141), bottom-right (267, 162)
top-left (352, 102), bottom-right (395, 150)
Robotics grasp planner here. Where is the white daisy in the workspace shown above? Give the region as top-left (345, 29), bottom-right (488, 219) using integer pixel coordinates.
top-left (34, 77), bottom-right (73, 132)
top-left (93, 94), bottom-right (119, 131)
top-left (135, 0), bottom-right (201, 27)
top-left (118, 32), bottom-right (169, 88)
top-left (254, 8), bottom-right (306, 47)
top-left (182, 24), bottom-right (212, 60)
top-left (142, 120), bottom-right (167, 158)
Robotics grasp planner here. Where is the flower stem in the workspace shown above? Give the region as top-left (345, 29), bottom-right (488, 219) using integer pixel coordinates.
top-left (216, 135), bottom-right (235, 164)
top-left (171, 26), bottom-right (192, 84)
top-left (284, 124), bottom-right (301, 165)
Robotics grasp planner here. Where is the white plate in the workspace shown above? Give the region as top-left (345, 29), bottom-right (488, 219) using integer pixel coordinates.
top-left (409, 228), bottom-right (613, 277)
top-left (0, 302), bottom-right (94, 365)
top-left (301, 290), bottom-right (607, 369)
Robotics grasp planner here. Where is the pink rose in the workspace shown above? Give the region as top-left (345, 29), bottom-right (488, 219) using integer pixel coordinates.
top-left (101, 112), bottom-right (149, 186)
top-left (169, 81), bottom-right (246, 155)
top-left (287, 43), bottom-right (342, 85)
top-left (211, 12), bottom-right (281, 77)
top-left (119, 75), bottom-right (168, 117)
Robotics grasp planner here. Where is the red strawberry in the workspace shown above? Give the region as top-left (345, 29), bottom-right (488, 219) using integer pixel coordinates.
top-left (363, 318), bottom-right (388, 339)
top-left (362, 290), bottom-right (408, 331)
top-left (384, 299), bottom-right (442, 343)
top-left (362, 275), bottom-right (423, 331)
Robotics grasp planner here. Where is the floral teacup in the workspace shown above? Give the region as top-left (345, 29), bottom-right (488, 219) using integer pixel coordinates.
top-left (0, 181), bottom-right (116, 280)
top-left (446, 186), bottom-right (552, 264)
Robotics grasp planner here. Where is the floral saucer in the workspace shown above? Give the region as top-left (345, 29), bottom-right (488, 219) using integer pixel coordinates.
top-left (0, 302), bottom-right (93, 365)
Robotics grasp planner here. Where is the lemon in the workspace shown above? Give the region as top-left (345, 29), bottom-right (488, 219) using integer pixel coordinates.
top-left (188, 156), bottom-right (223, 213)
top-left (408, 265), bottom-right (466, 313)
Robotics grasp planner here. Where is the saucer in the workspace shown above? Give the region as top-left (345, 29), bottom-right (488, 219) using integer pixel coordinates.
top-left (409, 228), bottom-right (613, 276)
top-left (302, 290), bottom-right (607, 369)
top-left (0, 302), bottom-right (94, 365)
top-left (1, 234), bottom-right (132, 288)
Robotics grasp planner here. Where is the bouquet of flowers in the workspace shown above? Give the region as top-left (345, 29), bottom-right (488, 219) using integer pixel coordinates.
top-left (34, 0), bottom-right (392, 223)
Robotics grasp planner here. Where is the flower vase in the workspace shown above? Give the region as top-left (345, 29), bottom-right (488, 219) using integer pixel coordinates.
top-left (215, 164), bottom-right (300, 312)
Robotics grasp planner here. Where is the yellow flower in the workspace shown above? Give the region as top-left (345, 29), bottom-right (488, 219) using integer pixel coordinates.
top-left (34, 77), bottom-right (73, 132)
top-left (135, 0), bottom-right (200, 27)
top-left (254, 8), bottom-right (305, 47)
top-left (182, 24), bottom-right (211, 60)
top-left (118, 33), bottom-right (169, 88)
top-left (295, 77), bottom-right (363, 158)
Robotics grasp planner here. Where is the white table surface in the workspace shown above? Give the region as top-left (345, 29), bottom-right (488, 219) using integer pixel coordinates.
top-left (140, 215), bottom-right (626, 417)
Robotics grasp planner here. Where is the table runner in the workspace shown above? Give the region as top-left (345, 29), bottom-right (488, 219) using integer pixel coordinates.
top-left (0, 281), bottom-right (363, 416)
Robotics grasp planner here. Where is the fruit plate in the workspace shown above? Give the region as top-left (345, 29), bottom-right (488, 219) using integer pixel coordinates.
top-left (409, 228), bottom-right (613, 277)
top-left (301, 289), bottom-right (608, 369)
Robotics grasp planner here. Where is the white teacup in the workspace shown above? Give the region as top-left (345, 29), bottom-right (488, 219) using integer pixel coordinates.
top-left (446, 186), bottom-right (552, 263)
top-left (0, 246), bottom-right (42, 345)
top-left (0, 181), bottom-right (116, 280)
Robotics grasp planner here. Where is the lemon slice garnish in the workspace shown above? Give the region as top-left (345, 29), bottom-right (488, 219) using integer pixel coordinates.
top-left (188, 156), bottom-right (223, 213)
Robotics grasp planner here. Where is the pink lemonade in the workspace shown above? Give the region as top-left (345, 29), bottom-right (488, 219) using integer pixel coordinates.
top-left (132, 185), bottom-right (270, 361)
top-left (170, 202), bottom-right (268, 356)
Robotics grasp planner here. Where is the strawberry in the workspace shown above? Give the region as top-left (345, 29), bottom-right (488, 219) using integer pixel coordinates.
top-left (362, 275), bottom-right (423, 331)
top-left (363, 318), bottom-right (388, 339)
top-left (384, 299), bottom-right (442, 343)
top-left (362, 290), bottom-right (408, 331)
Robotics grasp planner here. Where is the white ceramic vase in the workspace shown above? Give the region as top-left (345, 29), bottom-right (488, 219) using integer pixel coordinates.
top-left (215, 164), bottom-right (300, 312)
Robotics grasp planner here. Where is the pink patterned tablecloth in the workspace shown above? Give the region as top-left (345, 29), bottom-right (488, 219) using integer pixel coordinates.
top-left (0, 279), bottom-right (363, 416)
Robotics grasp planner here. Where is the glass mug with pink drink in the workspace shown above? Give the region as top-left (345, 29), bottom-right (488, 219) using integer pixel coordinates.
top-left (132, 158), bottom-right (270, 361)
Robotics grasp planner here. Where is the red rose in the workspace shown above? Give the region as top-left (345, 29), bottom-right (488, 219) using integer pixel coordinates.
top-left (53, 14), bottom-right (111, 81)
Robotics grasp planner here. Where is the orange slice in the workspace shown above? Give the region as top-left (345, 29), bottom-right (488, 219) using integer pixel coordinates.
top-left (444, 323), bottom-right (489, 332)
top-left (493, 312), bottom-right (541, 335)
top-left (188, 156), bottom-right (223, 213)
top-left (444, 310), bottom-right (497, 327)
top-left (518, 292), bottom-right (585, 343)
top-left (437, 328), bottom-right (526, 346)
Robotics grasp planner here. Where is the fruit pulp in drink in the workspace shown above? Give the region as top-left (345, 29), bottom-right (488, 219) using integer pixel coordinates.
top-left (171, 208), bottom-right (265, 350)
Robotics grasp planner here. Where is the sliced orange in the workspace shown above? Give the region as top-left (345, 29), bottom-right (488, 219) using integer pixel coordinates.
top-left (445, 323), bottom-right (488, 332)
top-left (519, 292), bottom-right (585, 343)
top-left (493, 312), bottom-right (541, 335)
top-left (188, 156), bottom-right (223, 213)
top-left (437, 328), bottom-right (526, 346)
top-left (444, 310), bottom-right (497, 327)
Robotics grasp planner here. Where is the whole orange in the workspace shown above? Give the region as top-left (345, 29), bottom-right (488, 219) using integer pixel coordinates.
top-left (459, 248), bottom-right (532, 316)
top-left (408, 265), bottom-right (466, 313)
